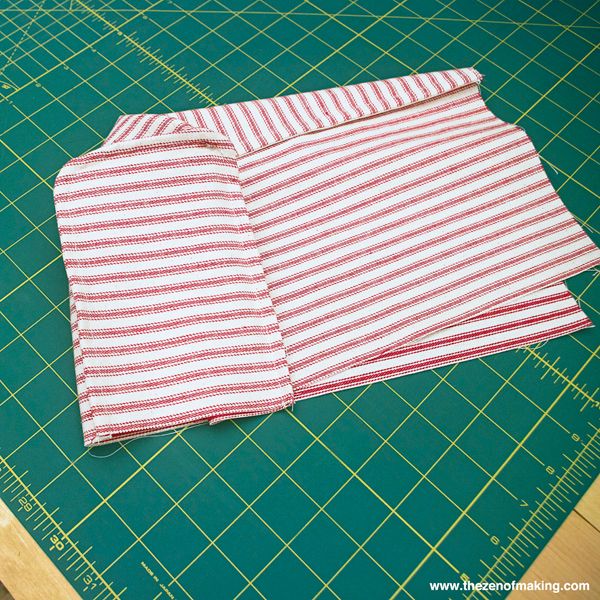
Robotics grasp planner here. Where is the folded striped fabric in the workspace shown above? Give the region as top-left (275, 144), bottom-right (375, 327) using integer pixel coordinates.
top-left (54, 67), bottom-right (600, 446)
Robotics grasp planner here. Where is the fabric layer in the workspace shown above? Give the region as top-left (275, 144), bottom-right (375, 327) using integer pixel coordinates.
top-left (54, 68), bottom-right (600, 445)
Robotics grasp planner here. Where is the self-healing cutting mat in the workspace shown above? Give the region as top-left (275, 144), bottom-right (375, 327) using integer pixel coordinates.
top-left (0, 1), bottom-right (599, 599)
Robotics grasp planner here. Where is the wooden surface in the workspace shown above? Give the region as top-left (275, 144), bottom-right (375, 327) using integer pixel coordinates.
top-left (513, 477), bottom-right (600, 599)
top-left (0, 498), bottom-right (78, 600)
top-left (0, 481), bottom-right (598, 599)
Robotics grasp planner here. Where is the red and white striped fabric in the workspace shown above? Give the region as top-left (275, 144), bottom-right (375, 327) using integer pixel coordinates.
top-left (54, 67), bottom-right (600, 446)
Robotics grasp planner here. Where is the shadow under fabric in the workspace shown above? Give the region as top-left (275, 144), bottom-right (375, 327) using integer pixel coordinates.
top-left (53, 67), bottom-right (600, 446)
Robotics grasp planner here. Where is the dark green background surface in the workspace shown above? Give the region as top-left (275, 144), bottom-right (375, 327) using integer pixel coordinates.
top-left (0, 1), bottom-right (599, 598)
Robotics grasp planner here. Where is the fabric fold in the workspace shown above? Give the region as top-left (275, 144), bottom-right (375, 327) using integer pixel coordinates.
top-left (57, 127), bottom-right (294, 445)
top-left (54, 67), bottom-right (600, 445)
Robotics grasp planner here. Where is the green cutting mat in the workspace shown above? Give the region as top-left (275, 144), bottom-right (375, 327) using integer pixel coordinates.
top-left (0, 0), bottom-right (599, 598)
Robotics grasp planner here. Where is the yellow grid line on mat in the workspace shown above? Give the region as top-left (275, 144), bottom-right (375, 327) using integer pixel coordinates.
top-left (390, 344), bottom-right (599, 597)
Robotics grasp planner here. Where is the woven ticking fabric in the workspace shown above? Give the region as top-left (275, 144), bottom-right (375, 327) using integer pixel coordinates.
top-left (53, 68), bottom-right (600, 446)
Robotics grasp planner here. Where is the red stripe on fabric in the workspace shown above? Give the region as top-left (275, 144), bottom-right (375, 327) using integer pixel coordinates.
top-left (74, 280), bottom-right (272, 303)
top-left (85, 343), bottom-right (291, 376)
top-left (83, 322), bottom-right (281, 356)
